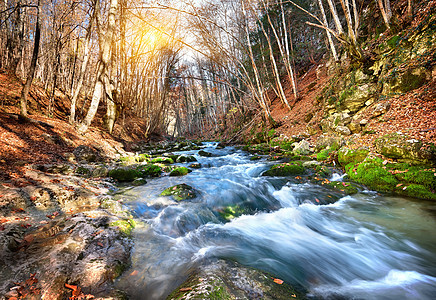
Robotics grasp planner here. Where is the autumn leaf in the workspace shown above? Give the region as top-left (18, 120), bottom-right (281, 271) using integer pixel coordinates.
top-left (179, 287), bottom-right (192, 292)
top-left (130, 270), bottom-right (138, 276)
top-left (65, 284), bottom-right (78, 291)
top-left (273, 278), bottom-right (284, 284)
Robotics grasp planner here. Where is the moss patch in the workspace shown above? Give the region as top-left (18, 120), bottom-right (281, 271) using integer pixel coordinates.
top-left (160, 183), bottom-right (197, 201)
top-left (338, 147), bottom-right (369, 167)
top-left (137, 164), bottom-right (162, 177)
top-left (109, 167), bottom-right (140, 182)
top-left (326, 181), bottom-right (359, 195)
top-left (151, 157), bottom-right (174, 164)
top-left (110, 219), bottom-right (136, 236)
top-left (263, 162), bottom-right (305, 176)
top-left (169, 167), bottom-right (190, 176)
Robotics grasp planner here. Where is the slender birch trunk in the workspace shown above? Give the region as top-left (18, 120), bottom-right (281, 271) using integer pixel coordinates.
top-left (78, 0), bottom-right (118, 134)
top-left (317, 0), bottom-right (338, 61)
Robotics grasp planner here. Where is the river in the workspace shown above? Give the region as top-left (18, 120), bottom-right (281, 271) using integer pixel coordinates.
top-left (115, 143), bottom-right (436, 299)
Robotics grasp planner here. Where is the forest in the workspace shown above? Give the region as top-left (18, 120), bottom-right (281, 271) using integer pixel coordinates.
top-left (0, 0), bottom-right (435, 299)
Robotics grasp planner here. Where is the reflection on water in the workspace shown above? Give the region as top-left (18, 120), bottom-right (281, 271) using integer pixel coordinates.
top-left (116, 143), bottom-right (436, 299)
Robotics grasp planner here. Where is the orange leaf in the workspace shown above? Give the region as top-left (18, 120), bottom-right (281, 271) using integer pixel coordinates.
top-left (97, 242), bottom-right (104, 247)
top-left (64, 283), bottom-right (77, 291)
top-left (273, 278), bottom-right (284, 284)
top-left (130, 270), bottom-right (138, 276)
top-left (179, 287), bottom-right (193, 292)
top-left (291, 294), bottom-right (297, 297)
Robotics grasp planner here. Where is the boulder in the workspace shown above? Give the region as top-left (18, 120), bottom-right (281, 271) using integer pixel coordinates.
top-left (198, 150), bottom-right (213, 157)
top-left (374, 133), bottom-right (436, 165)
top-left (166, 260), bottom-right (303, 300)
top-left (372, 102), bottom-right (391, 118)
top-left (348, 121), bottom-right (362, 133)
top-left (315, 134), bottom-right (344, 151)
top-left (341, 83), bottom-right (377, 113)
top-left (160, 183), bottom-right (197, 201)
top-left (335, 126), bottom-right (351, 136)
top-left (169, 167), bottom-right (190, 176)
top-left (292, 140), bottom-right (310, 155)
top-left (73, 145), bottom-right (100, 163)
top-left (382, 67), bottom-right (430, 94)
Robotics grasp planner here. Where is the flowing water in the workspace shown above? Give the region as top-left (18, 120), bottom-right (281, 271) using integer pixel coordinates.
top-left (116, 143), bottom-right (436, 299)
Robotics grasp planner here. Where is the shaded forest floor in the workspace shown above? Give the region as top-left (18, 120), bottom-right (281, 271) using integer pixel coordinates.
top-left (0, 72), bottom-right (153, 182)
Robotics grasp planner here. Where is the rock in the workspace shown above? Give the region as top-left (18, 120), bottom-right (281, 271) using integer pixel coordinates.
top-left (151, 157), bottom-right (174, 164)
top-left (383, 67), bottom-right (431, 94)
top-left (166, 260), bottom-right (303, 300)
top-left (348, 121), bottom-right (362, 133)
top-left (326, 181), bottom-right (360, 195)
top-left (198, 150), bottom-right (212, 157)
top-left (338, 147), bottom-right (369, 167)
top-left (132, 178), bottom-right (147, 186)
top-left (137, 164), bottom-right (162, 177)
top-left (73, 145), bottom-right (100, 163)
top-left (108, 167), bottom-right (140, 182)
top-left (335, 126), bottom-right (351, 136)
top-left (302, 160), bottom-right (322, 168)
top-left (372, 102), bottom-right (391, 117)
top-left (216, 142), bottom-right (226, 149)
top-left (292, 140), bottom-right (310, 155)
top-left (262, 162), bottom-right (305, 176)
top-left (160, 184), bottom-right (198, 201)
top-left (341, 83), bottom-right (377, 113)
top-left (315, 134), bottom-right (344, 151)
top-left (46, 164), bottom-right (74, 175)
top-left (189, 163), bottom-right (201, 169)
top-left (169, 167), bottom-right (190, 176)
top-left (374, 133), bottom-right (436, 165)
top-left (91, 165), bottom-right (109, 178)
top-left (359, 119), bottom-right (369, 126)
top-left (176, 155), bottom-right (197, 163)
top-left (64, 152), bottom-right (76, 163)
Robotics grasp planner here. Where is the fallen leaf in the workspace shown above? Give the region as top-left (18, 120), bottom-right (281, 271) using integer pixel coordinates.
top-left (97, 242), bottom-right (104, 247)
top-left (65, 284), bottom-right (78, 291)
top-left (130, 270), bottom-right (138, 276)
top-left (291, 294), bottom-right (297, 298)
top-left (179, 287), bottom-right (192, 292)
top-left (273, 278), bottom-right (284, 284)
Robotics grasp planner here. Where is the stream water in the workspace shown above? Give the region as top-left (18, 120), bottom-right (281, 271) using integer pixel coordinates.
top-left (115, 143), bottom-right (436, 299)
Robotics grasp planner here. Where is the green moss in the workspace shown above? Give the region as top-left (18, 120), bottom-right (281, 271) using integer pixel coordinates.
top-left (386, 35), bottom-right (400, 48)
top-left (338, 147), bottom-right (369, 167)
top-left (120, 156), bottom-right (137, 166)
top-left (151, 157), bottom-right (174, 164)
top-left (399, 184), bottom-right (436, 200)
top-left (75, 166), bottom-right (91, 176)
top-left (109, 167), bottom-right (140, 182)
top-left (314, 165), bottom-right (332, 178)
top-left (160, 183), bottom-right (197, 201)
top-left (316, 149), bottom-right (332, 161)
top-left (169, 167), bottom-right (190, 176)
top-left (137, 164), bottom-right (162, 177)
top-left (326, 181), bottom-right (359, 195)
top-left (137, 153), bottom-right (150, 162)
top-left (263, 162), bottom-right (305, 176)
top-left (110, 219), bottom-right (136, 236)
top-left (218, 205), bottom-right (246, 221)
top-left (176, 155), bottom-right (197, 163)
top-left (250, 155), bottom-right (262, 161)
top-left (346, 158), bottom-right (399, 192)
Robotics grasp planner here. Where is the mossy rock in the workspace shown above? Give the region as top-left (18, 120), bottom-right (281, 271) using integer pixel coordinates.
top-left (338, 147), bottom-right (369, 167)
top-left (374, 134), bottom-right (436, 166)
top-left (110, 219), bottom-right (136, 236)
top-left (383, 67), bottom-right (430, 94)
top-left (263, 162), bottom-right (305, 177)
top-left (151, 157), bottom-right (174, 164)
top-left (132, 178), bottom-right (147, 186)
top-left (217, 205), bottom-right (246, 221)
top-left (346, 157), bottom-right (399, 192)
top-left (176, 155), bottom-right (197, 163)
top-left (160, 183), bottom-right (197, 201)
top-left (326, 181), bottom-right (359, 195)
top-left (169, 167), bottom-right (190, 176)
top-left (109, 167), bottom-right (140, 182)
top-left (136, 153), bottom-right (150, 162)
top-left (314, 165), bottom-right (332, 178)
top-left (198, 150), bottom-right (212, 157)
top-left (391, 164), bottom-right (436, 191)
top-left (137, 164), bottom-right (162, 177)
top-left (250, 155), bottom-right (262, 161)
top-left (316, 149), bottom-right (333, 161)
top-left (91, 165), bottom-right (109, 178)
top-left (75, 166), bottom-right (91, 177)
top-left (166, 260), bottom-right (304, 300)
top-left (119, 156), bottom-right (137, 166)
top-left (397, 184), bottom-right (436, 200)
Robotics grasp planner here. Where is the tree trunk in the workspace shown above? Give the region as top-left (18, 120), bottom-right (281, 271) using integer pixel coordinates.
top-left (69, 1), bottom-right (97, 124)
top-left (20, 0), bottom-right (41, 117)
top-left (8, 1), bottom-right (25, 74)
top-left (318, 0), bottom-right (338, 61)
top-left (326, 0), bottom-right (344, 34)
top-left (377, 0), bottom-right (391, 29)
top-left (78, 0), bottom-right (118, 134)
top-left (407, 0), bottom-right (413, 19)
